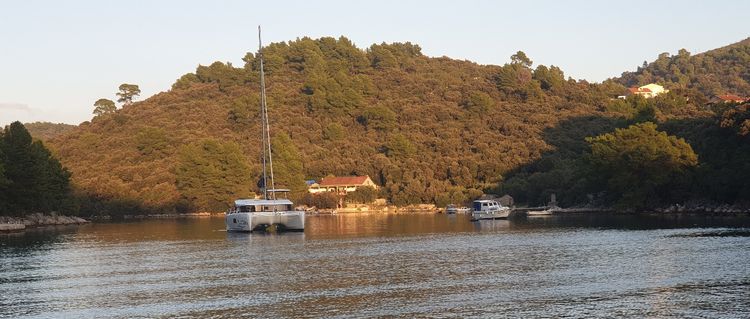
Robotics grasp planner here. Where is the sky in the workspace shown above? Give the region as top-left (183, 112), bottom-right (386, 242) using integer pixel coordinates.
top-left (1, 0), bottom-right (749, 126)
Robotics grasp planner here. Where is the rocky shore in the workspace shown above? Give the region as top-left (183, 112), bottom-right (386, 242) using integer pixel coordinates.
top-left (652, 203), bottom-right (750, 214)
top-left (0, 213), bottom-right (89, 231)
top-left (546, 202), bottom-right (750, 215)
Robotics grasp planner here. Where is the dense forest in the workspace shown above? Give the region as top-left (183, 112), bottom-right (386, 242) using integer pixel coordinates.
top-left (13, 35), bottom-right (747, 216)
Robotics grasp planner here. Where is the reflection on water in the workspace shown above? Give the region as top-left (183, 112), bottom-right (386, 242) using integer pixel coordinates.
top-left (1, 213), bottom-right (749, 318)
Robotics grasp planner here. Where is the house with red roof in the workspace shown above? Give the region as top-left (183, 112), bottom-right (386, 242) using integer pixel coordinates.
top-left (308, 175), bottom-right (378, 194)
top-left (622, 83), bottom-right (667, 99)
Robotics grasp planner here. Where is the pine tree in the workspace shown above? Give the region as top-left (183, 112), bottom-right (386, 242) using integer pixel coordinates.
top-left (0, 142), bottom-right (8, 213)
top-left (0, 122), bottom-right (73, 215)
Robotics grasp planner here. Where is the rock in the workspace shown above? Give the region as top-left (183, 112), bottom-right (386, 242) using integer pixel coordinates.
top-left (1, 213), bottom-right (89, 229)
top-left (0, 223), bottom-right (26, 231)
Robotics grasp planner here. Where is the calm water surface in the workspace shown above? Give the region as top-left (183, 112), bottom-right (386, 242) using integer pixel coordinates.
top-left (2, 213), bottom-right (750, 318)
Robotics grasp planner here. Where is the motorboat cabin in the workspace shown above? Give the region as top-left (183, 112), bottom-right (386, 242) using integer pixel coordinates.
top-left (471, 199), bottom-right (511, 220)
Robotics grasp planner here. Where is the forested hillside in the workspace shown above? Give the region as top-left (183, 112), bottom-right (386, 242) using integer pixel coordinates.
top-left (617, 37), bottom-right (750, 96)
top-left (43, 36), bottom-right (750, 215)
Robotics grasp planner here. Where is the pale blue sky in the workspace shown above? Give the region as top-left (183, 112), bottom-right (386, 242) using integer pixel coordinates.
top-left (1, 0), bottom-right (748, 125)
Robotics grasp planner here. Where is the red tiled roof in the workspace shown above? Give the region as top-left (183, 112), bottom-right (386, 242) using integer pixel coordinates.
top-left (627, 87), bottom-right (652, 94)
top-left (319, 176), bottom-right (370, 186)
top-left (718, 94), bottom-right (747, 102)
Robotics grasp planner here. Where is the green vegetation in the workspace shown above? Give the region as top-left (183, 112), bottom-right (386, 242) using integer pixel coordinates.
top-left (503, 95), bottom-right (749, 209)
top-left (586, 122), bottom-right (698, 209)
top-left (0, 122), bottom-right (75, 216)
top-left (27, 36), bottom-right (749, 215)
top-left (301, 192), bottom-right (340, 209)
top-left (116, 83), bottom-right (141, 105)
top-left (93, 98), bottom-right (117, 117)
top-left (345, 186), bottom-right (378, 204)
top-left (617, 38), bottom-right (750, 96)
top-left (175, 139), bottom-right (254, 212)
top-left (270, 133), bottom-right (307, 200)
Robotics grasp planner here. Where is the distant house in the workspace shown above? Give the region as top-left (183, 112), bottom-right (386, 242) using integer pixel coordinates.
top-left (623, 83), bottom-right (668, 98)
top-left (308, 175), bottom-right (378, 195)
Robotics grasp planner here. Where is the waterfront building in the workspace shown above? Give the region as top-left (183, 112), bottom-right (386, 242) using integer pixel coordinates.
top-left (308, 175), bottom-right (378, 195)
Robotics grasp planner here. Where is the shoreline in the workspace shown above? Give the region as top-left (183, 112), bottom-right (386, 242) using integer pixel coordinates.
top-left (0, 213), bottom-right (90, 232)
top-left (546, 203), bottom-right (750, 215)
top-left (6, 203), bottom-right (746, 228)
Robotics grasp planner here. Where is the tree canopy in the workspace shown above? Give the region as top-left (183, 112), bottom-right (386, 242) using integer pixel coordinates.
top-left (117, 84), bottom-right (141, 105)
top-left (175, 139), bottom-right (254, 212)
top-left (586, 122), bottom-right (698, 208)
top-left (93, 98), bottom-right (117, 117)
top-left (0, 122), bottom-right (74, 216)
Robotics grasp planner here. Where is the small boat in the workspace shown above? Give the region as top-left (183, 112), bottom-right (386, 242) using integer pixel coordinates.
top-left (226, 26), bottom-right (304, 232)
top-left (446, 204), bottom-right (471, 214)
top-left (471, 200), bottom-right (511, 220)
top-left (526, 209), bottom-right (554, 216)
top-left (445, 204), bottom-right (460, 214)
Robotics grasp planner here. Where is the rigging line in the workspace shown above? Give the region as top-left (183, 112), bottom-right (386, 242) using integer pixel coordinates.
top-left (259, 25), bottom-right (276, 200)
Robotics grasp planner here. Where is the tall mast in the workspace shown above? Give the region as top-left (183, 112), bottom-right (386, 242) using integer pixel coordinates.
top-left (258, 26), bottom-right (268, 200)
top-left (258, 25), bottom-right (276, 200)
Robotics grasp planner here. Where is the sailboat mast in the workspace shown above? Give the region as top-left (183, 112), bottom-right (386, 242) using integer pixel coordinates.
top-left (258, 26), bottom-right (269, 200)
top-left (258, 25), bottom-right (276, 200)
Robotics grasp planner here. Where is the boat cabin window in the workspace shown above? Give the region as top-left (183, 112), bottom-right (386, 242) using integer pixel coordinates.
top-left (256, 204), bottom-right (293, 212)
top-left (482, 203), bottom-right (488, 207)
top-left (238, 205), bottom-right (255, 213)
top-left (271, 204), bottom-right (292, 211)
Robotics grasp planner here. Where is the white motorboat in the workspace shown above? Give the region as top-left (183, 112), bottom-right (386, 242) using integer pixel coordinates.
top-left (226, 26), bottom-right (304, 232)
top-left (471, 200), bottom-right (511, 220)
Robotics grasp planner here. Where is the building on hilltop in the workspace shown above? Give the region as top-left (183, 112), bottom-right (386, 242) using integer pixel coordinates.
top-left (620, 83), bottom-right (668, 99)
top-left (308, 175), bottom-right (378, 195)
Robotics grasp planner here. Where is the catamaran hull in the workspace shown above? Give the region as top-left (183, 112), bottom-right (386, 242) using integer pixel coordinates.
top-left (226, 212), bottom-right (305, 232)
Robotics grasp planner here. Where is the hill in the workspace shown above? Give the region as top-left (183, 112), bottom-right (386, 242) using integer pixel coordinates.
top-left (616, 38), bottom-right (750, 96)
top-left (44, 36), bottom-right (750, 215)
top-left (24, 122), bottom-right (76, 141)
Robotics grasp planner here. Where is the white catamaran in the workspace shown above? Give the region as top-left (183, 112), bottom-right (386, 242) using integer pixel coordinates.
top-left (226, 26), bottom-right (305, 232)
